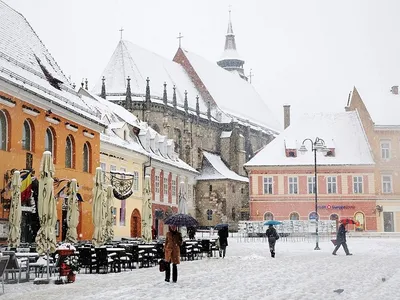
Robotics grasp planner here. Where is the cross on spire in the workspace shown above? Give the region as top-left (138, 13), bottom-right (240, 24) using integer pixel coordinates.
top-left (248, 69), bottom-right (253, 84)
top-left (177, 32), bottom-right (184, 48)
top-left (119, 27), bottom-right (124, 40)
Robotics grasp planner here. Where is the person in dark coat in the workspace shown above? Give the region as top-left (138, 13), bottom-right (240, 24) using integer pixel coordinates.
top-left (217, 227), bottom-right (229, 258)
top-left (187, 226), bottom-right (196, 240)
top-left (164, 225), bottom-right (183, 282)
top-left (332, 223), bottom-right (352, 256)
top-left (266, 225), bottom-right (279, 258)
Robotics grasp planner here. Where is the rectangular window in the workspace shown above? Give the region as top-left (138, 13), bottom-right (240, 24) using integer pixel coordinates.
top-left (172, 180), bottom-right (176, 197)
top-left (119, 200), bottom-right (126, 226)
top-left (380, 140), bottom-right (391, 160)
top-left (164, 178), bottom-right (168, 195)
top-left (100, 162), bottom-right (106, 182)
top-left (382, 175), bottom-right (392, 193)
top-left (110, 165), bottom-right (116, 172)
top-left (155, 175), bottom-right (160, 194)
top-left (120, 167), bottom-right (126, 179)
top-left (263, 177), bottom-right (273, 194)
top-left (353, 176), bottom-right (363, 194)
top-left (327, 176), bottom-right (337, 194)
top-left (288, 177), bottom-right (298, 194)
top-left (308, 176), bottom-right (315, 194)
top-left (133, 171), bottom-right (139, 191)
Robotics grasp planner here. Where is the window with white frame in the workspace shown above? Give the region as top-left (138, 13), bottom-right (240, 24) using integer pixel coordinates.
top-left (100, 162), bottom-right (106, 182)
top-left (263, 177), bottom-right (273, 194)
top-left (327, 176), bottom-right (337, 194)
top-left (380, 140), bottom-right (391, 160)
top-left (164, 178), bottom-right (168, 195)
top-left (288, 177), bottom-right (298, 194)
top-left (353, 176), bottom-right (363, 193)
top-left (172, 180), bottom-right (176, 197)
top-left (308, 176), bottom-right (315, 194)
top-left (133, 171), bottom-right (139, 191)
top-left (155, 175), bottom-right (160, 194)
top-left (382, 175), bottom-right (392, 193)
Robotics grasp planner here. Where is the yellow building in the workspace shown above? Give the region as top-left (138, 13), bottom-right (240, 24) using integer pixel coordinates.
top-left (347, 86), bottom-right (400, 232)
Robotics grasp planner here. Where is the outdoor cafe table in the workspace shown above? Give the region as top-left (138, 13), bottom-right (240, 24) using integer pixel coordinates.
top-left (106, 248), bottom-right (126, 273)
top-left (13, 252), bottom-right (40, 280)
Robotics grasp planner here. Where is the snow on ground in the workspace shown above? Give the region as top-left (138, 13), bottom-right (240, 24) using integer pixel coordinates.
top-left (3, 237), bottom-right (399, 300)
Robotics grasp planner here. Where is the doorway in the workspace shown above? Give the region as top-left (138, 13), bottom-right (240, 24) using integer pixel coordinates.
top-left (383, 212), bottom-right (394, 232)
top-left (130, 209), bottom-right (141, 238)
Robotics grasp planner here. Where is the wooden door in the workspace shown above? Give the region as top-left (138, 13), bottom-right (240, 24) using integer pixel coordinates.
top-left (130, 209), bottom-right (141, 238)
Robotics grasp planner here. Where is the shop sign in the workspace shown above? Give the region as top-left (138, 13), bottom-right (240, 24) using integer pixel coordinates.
top-left (317, 205), bottom-right (355, 210)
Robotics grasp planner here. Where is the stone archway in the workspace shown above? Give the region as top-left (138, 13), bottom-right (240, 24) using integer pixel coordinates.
top-left (130, 209), bottom-right (141, 238)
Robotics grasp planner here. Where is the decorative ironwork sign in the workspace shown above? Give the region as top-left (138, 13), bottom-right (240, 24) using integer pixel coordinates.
top-left (110, 171), bottom-right (134, 200)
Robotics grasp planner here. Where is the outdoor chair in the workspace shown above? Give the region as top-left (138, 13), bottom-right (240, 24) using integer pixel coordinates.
top-left (128, 245), bottom-right (141, 269)
top-left (3, 251), bottom-right (29, 283)
top-left (78, 247), bottom-right (97, 274)
top-left (95, 248), bottom-right (113, 274)
top-left (200, 240), bottom-right (211, 257)
top-left (0, 256), bottom-right (10, 294)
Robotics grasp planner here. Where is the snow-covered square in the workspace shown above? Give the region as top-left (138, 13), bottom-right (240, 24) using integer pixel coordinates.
top-left (2, 237), bottom-right (399, 300)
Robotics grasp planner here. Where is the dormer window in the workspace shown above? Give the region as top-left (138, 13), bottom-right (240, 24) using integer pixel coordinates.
top-left (285, 149), bottom-right (297, 157)
top-left (325, 148), bottom-right (335, 157)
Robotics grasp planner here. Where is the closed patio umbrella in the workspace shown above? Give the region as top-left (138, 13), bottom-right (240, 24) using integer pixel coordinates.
top-left (92, 167), bottom-right (106, 247)
top-left (141, 175), bottom-right (152, 243)
top-left (65, 179), bottom-right (79, 244)
top-left (178, 181), bottom-right (188, 238)
top-left (8, 171), bottom-right (21, 248)
top-left (104, 185), bottom-right (114, 243)
top-left (35, 151), bottom-right (57, 283)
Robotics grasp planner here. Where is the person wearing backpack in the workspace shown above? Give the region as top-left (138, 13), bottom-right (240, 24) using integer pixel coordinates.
top-left (266, 224), bottom-right (279, 258)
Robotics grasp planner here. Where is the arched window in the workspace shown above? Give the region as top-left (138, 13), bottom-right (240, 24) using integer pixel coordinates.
top-left (45, 128), bottom-right (54, 154)
top-left (0, 110), bottom-right (8, 151)
top-left (309, 211), bottom-right (319, 220)
top-left (289, 212), bottom-right (300, 220)
top-left (22, 119), bottom-right (32, 151)
top-left (65, 135), bottom-right (75, 168)
top-left (264, 212), bottom-right (274, 221)
top-left (330, 214), bottom-right (339, 221)
top-left (83, 142), bottom-right (91, 172)
top-left (207, 209), bottom-right (213, 221)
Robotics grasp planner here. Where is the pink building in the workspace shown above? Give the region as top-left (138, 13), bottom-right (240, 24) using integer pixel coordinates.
top-left (245, 112), bottom-right (377, 231)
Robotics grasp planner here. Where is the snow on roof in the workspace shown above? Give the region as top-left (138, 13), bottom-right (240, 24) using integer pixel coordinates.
top-left (0, 2), bottom-right (103, 125)
top-left (354, 85), bottom-right (400, 126)
top-left (92, 40), bottom-right (208, 114)
top-left (245, 111), bottom-right (374, 167)
top-left (197, 151), bottom-right (248, 182)
top-left (219, 49), bottom-right (243, 61)
top-left (181, 49), bottom-right (281, 133)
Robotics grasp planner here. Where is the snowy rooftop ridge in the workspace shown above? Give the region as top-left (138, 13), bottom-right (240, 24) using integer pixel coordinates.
top-left (245, 111), bottom-right (374, 167)
top-left (197, 151), bottom-right (248, 182)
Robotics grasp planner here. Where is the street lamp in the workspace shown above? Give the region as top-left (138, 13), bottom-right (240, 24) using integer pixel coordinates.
top-left (299, 137), bottom-right (327, 250)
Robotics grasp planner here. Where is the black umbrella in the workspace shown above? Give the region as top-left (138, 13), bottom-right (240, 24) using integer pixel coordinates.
top-left (214, 223), bottom-right (229, 230)
top-left (164, 213), bottom-right (198, 227)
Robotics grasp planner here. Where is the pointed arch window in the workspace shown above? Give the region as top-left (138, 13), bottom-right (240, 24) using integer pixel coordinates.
top-left (83, 142), bottom-right (91, 172)
top-left (0, 110), bottom-right (8, 151)
top-left (65, 135), bottom-right (75, 168)
top-left (22, 119), bottom-right (32, 151)
top-left (45, 128), bottom-right (54, 154)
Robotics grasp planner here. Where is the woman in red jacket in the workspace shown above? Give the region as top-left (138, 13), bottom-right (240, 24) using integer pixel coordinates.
top-left (164, 225), bottom-right (182, 283)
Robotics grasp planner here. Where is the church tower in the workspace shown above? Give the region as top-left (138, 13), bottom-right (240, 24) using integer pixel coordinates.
top-left (217, 9), bottom-right (247, 81)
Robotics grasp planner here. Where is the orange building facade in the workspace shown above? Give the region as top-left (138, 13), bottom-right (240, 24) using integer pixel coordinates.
top-left (0, 89), bottom-right (104, 242)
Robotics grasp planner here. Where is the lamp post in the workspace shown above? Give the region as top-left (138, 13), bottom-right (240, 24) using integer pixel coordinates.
top-left (299, 137), bottom-right (327, 250)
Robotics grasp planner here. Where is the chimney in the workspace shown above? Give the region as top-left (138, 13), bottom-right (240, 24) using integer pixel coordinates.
top-left (390, 86), bottom-right (398, 95)
top-left (283, 104), bottom-right (291, 129)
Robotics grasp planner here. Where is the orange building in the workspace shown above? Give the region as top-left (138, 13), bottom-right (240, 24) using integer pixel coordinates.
top-left (0, 2), bottom-right (105, 242)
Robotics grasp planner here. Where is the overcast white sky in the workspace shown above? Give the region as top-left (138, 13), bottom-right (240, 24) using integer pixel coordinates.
top-left (4, 0), bottom-right (400, 124)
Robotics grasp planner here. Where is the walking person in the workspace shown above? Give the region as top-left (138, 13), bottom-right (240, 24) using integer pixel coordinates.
top-left (164, 225), bottom-right (183, 283)
top-left (332, 223), bottom-right (352, 256)
top-left (217, 227), bottom-right (229, 258)
top-left (266, 224), bottom-right (279, 258)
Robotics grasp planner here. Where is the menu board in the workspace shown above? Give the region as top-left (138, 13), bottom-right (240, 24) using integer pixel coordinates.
top-left (0, 218), bottom-right (9, 240)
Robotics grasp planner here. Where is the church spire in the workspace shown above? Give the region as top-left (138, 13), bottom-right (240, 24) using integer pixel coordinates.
top-left (100, 76), bottom-right (106, 99)
top-left (125, 76), bottom-right (132, 110)
top-left (217, 8), bottom-right (247, 81)
top-left (163, 82), bottom-right (168, 106)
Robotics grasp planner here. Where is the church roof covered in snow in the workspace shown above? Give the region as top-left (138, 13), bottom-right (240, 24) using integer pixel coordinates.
top-left (245, 111), bottom-right (374, 167)
top-left (0, 1), bottom-right (103, 126)
top-left (196, 151), bottom-right (248, 182)
top-left (92, 40), bottom-right (279, 134)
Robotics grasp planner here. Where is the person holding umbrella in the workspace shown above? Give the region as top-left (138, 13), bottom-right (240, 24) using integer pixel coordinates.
top-left (164, 225), bottom-right (183, 283)
top-left (266, 224), bottom-right (280, 258)
top-left (332, 220), bottom-right (353, 256)
top-left (217, 225), bottom-right (229, 258)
